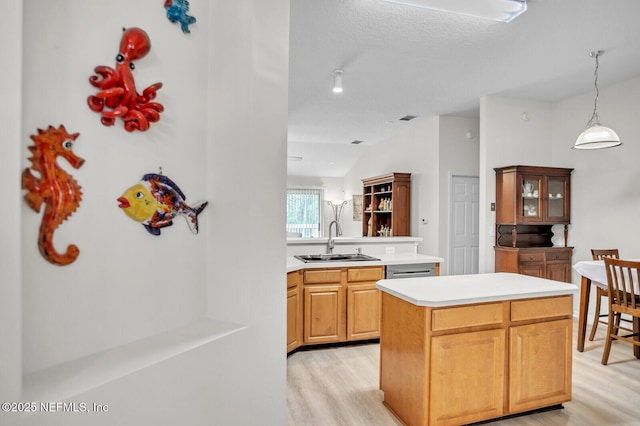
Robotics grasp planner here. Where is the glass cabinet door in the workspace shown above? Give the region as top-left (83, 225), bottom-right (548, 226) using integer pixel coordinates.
top-left (547, 177), bottom-right (568, 219)
top-left (521, 176), bottom-right (541, 220)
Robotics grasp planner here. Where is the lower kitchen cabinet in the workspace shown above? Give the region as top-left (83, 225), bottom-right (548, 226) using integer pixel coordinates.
top-left (286, 271), bottom-right (303, 352)
top-left (302, 268), bottom-right (344, 345)
top-left (288, 266), bottom-right (384, 352)
top-left (304, 283), bottom-right (345, 344)
top-left (347, 283), bottom-right (381, 340)
top-left (346, 266), bottom-right (383, 340)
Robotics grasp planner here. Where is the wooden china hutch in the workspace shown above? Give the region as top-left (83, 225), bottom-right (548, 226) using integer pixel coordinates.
top-left (494, 165), bottom-right (574, 283)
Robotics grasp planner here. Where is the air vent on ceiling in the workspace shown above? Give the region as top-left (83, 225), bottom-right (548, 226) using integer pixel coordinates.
top-left (399, 115), bottom-right (418, 121)
top-left (351, 140), bottom-right (364, 144)
top-left (287, 156), bottom-right (303, 162)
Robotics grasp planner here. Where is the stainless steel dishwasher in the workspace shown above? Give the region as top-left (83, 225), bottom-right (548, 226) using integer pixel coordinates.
top-left (385, 263), bottom-right (436, 279)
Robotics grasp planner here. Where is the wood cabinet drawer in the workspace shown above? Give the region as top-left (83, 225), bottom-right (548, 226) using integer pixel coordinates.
top-left (519, 252), bottom-right (544, 263)
top-left (545, 251), bottom-right (571, 262)
top-left (511, 296), bottom-right (572, 322)
top-left (347, 266), bottom-right (383, 282)
top-left (432, 302), bottom-right (505, 332)
top-left (303, 269), bottom-right (342, 284)
top-left (287, 271), bottom-right (301, 289)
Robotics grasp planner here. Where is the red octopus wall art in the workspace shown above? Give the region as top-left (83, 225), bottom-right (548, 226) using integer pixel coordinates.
top-left (22, 125), bottom-right (85, 266)
top-left (88, 27), bottom-right (164, 132)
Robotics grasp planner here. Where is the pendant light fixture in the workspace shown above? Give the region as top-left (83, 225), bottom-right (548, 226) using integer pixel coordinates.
top-left (573, 50), bottom-right (622, 150)
top-left (333, 69), bottom-right (343, 93)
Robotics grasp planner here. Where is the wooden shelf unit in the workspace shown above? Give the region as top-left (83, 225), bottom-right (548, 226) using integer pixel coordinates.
top-left (361, 172), bottom-right (411, 237)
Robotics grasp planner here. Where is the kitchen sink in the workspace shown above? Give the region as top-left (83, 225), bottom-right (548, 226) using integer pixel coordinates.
top-left (294, 253), bottom-right (380, 263)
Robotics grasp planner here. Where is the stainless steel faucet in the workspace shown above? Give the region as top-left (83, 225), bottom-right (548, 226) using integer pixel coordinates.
top-left (327, 220), bottom-right (342, 254)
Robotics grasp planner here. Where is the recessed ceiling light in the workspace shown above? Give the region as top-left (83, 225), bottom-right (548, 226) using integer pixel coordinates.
top-left (399, 115), bottom-right (418, 121)
top-left (351, 140), bottom-right (364, 144)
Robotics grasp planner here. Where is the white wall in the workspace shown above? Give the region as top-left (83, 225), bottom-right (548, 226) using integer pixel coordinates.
top-left (479, 79), bottom-right (640, 272)
top-left (551, 75), bottom-right (640, 264)
top-left (1, 0), bottom-right (288, 424)
top-left (342, 117), bottom-right (440, 255)
top-left (204, 1), bottom-right (288, 424)
top-left (337, 115), bottom-right (479, 263)
top-left (438, 116), bottom-right (480, 274)
top-left (479, 96), bottom-right (554, 273)
top-left (0, 0), bottom-right (23, 404)
top-left (21, 0), bottom-right (210, 374)
top-left (479, 78), bottom-right (640, 318)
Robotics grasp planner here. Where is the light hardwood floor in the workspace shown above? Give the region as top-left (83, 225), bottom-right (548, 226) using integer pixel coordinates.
top-left (287, 319), bottom-right (640, 425)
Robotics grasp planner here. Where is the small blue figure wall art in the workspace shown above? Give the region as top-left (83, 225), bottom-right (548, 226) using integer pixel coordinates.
top-left (164, 0), bottom-right (197, 34)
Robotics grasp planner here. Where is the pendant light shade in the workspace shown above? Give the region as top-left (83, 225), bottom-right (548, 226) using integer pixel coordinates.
top-left (573, 50), bottom-right (622, 150)
top-left (574, 125), bottom-right (621, 150)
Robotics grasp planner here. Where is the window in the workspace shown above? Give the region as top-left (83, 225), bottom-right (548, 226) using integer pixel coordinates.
top-left (286, 188), bottom-right (323, 238)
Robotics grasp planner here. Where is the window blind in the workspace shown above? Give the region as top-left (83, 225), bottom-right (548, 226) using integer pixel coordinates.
top-left (286, 187), bottom-right (323, 238)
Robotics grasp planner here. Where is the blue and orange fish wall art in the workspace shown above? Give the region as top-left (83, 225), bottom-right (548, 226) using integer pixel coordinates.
top-left (117, 173), bottom-right (208, 235)
top-left (22, 125), bottom-right (85, 266)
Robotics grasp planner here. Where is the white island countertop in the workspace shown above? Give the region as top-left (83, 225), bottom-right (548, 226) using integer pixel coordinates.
top-left (376, 272), bottom-right (578, 307)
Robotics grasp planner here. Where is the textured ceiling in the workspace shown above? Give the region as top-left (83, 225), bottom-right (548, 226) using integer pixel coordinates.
top-left (287, 0), bottom-right (640, 177)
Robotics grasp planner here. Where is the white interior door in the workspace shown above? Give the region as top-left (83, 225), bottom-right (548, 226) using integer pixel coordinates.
top-left (449, 175), bottom-right (480, 275)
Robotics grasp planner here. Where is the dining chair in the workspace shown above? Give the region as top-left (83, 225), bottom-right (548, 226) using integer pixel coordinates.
top-left (601, 257), bottom-right (640, 365)
top-left (589, 249), bottom-right (621, 341)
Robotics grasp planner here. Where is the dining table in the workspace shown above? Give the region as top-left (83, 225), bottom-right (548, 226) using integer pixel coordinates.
top-left (572, 260), bottom-right (607, 352)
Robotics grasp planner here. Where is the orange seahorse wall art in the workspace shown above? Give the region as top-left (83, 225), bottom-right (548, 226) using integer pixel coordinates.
top-left (22, 125), bottom-right (85, 266)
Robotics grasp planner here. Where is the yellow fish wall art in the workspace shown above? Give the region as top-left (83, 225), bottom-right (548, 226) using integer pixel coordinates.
top-left (117, 173), bottom-right (208, 235)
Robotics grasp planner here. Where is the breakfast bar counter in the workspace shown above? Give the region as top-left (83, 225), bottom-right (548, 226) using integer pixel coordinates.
top-left (376, 273), bottom-right (577, 426)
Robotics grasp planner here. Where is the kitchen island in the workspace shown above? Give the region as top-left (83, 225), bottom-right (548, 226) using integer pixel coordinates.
top-left (376, 273), bottom-right (577, 426)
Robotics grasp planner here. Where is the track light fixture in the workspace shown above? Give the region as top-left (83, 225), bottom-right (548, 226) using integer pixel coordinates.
top-left (382, 0), bottom-right (527, 23)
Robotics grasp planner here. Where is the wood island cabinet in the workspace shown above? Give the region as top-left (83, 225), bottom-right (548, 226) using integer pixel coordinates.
top-left (430, 328), bottom-right (506, 423)
top-left (287, 266), bottom-right (384, 352)
top-left (380, 292), bottom-right (573, 426)
top-left (509, 319), bottom-right (572, 413)
top-left (362, 173), bottom-right (411, 237)
top-left (494, 165), bottom-right (574, 282)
